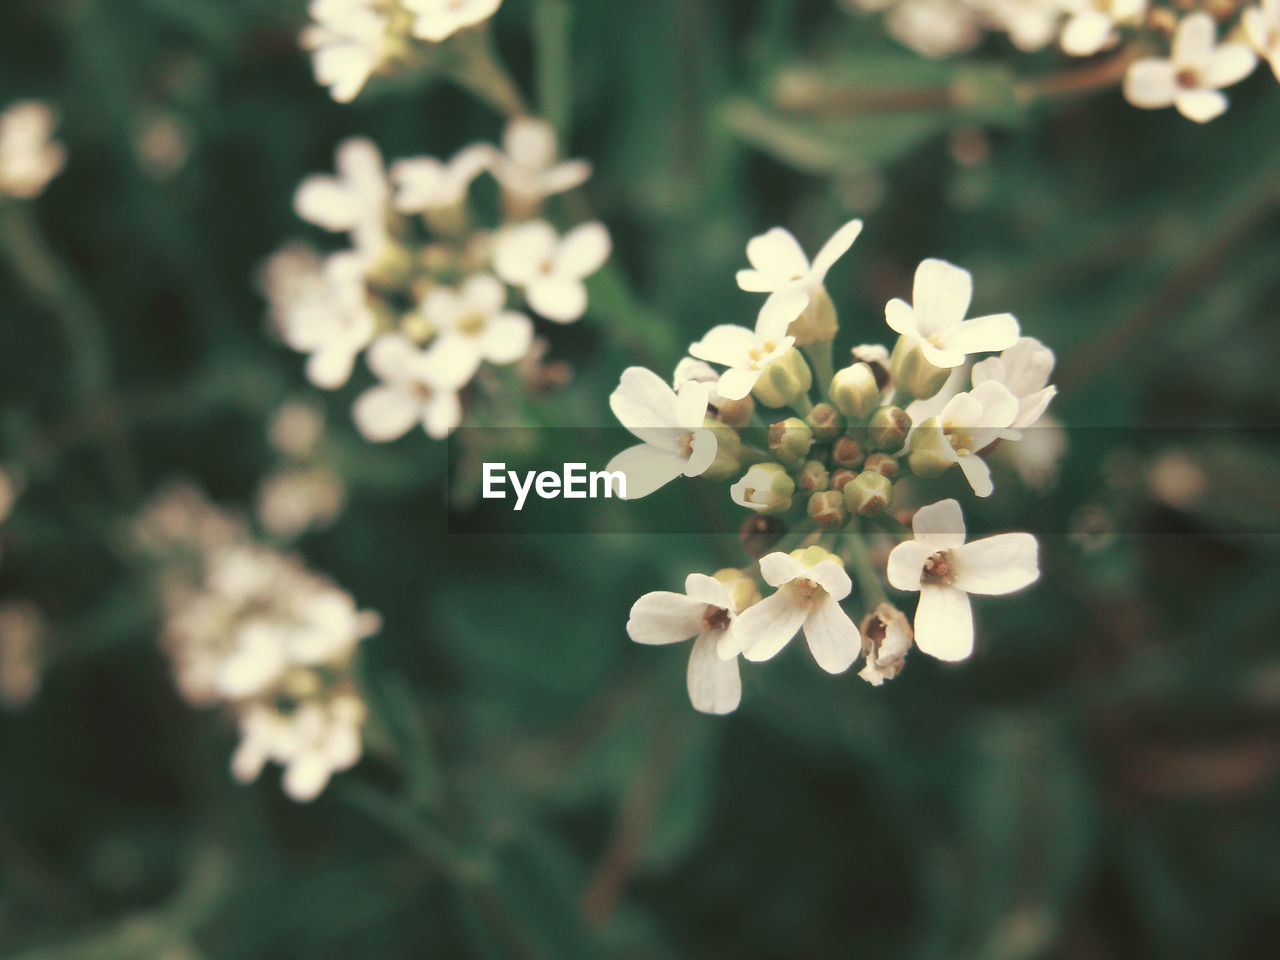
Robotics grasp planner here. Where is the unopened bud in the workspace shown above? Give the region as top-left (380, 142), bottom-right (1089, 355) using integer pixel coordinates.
top-left (905, 418), bottom-right (954, 478)
top-left (829, 467), bottom-right (857, 492)
top-left (790, 544), bottom-right (841, 568)
top-left (738, 514), bottom-right (786, 558)
top-left (829, 363), bottom-right (881, 421)
top-left (890, 335), bottom-right (950, 402)
top-left (863, 452), bottom-right (899, 479)
top-left (831, 435), bottom-right (864, 469)
top-left (843, 470), bottom-right (893, 516)
top-left (701, 419), bottom-right (744, 481)
top-left (806, 402), bottom-right (843, 442)
top-left (713, 567), bottom-right (762, 612)
top-left (807, 490), bottom-right (847, 529)
top-left (789, 287), bottom-right (839, 346)
top-left (796, 460), bottom-right (830, 495)
top-left (716, 394), bottom-right (755, 428)
top-left (868, 406), bottom-right (911, 453)
top-left (752, 347), bottom-right (813, 408)
top-left (730, 462), bottom-right (795, 515)
top-left (768, 417), bottom-right (813, 468)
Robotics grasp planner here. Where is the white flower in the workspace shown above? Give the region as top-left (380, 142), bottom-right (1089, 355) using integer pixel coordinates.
top-left (493, 220), bottom-right (611, 323)
top-left (232, 695), bottom-right (366, 803)
top-left (389, 144), bottom-right (493, 214)
top-left (1056, 0), bottom-right (1145, 57)
top-left (729, 463), bottom-right (795, 515)
top-left (688, 289), bottom-right (810, 401)
top-left (1124, 13), bottom-right (1258, 123)
top-left (970, 336), bottom-right (1056, 432)
top-left (256, 467), bottom-right (346, 539)
top-left (627, 573), bottom-right (747, 714)
top-left (978, 0), bottom-right (1063, 53)
top-left (404, 0), bottom-right (502, 42)
top-left (490, 117), bottom-right (592, 215)
top-left (885, 258), bottom-right (1020, 369)
top-left (421, 273), bottom-right (534, 380)
top-left (0, 100), bottom-right (66, 199)
top-left (858, 602), bottom-right (914, 687)
top-left (735, 219), bottom-right (863, 296)
top-left (908, 380), bottom-right (1020, 497)
top-left (278, 252), bottom-right (377, 390)
top-left (293, 137), bottom-right (390, 254)
top-left (1243, 0), bottom-right (1280, 81)
top-left (352, 334), bottom-right (471, 441)
top-left (885, 0), bottom-right (984, 59)
top-left (886, 499), bottom-right (1039, 661)
top-left (301, 0), bottom-right (392, 104)
top-left (606, 367), bottom-right (717, 499)
top-left (732, 548), bottom-right (861, 674)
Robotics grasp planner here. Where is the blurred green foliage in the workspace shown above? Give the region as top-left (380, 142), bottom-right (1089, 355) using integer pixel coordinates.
top-left (2, 0), bottom-right (1280, 957)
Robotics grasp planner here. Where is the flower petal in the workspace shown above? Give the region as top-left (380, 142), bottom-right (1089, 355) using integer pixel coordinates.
top-left (809, 219), bottom-right (863, 283)
top-left (759, 551), bottom-right (810, 587)
top-left (1173, 13), bottom-right (1217, 69)
top-left (951, 533), bottom-right (1039, 595)
top-left (1123, 60), bottom-right (1179, 109)
top-left (802, 594), bottom-right (860, 674)
top-left (555, 221), bottom-right (611, 278)
top-left (745, 226), bottom-right (809, 280)
top-left (352, 385), bottom-right (421, 442)
top-left (687, 630), bottom-right (742, 714)
top-left (480, 312), bottom-right (534, 365)
top-left (912, 259), bottom-right (973, 337)
top-left (884, 298), bottom-right (920, 339)
top-left (945, 313), bottom-right (1020, 357)
top-left (627, 591), bottom-right (706, 644)
top-left (957, 453), bottom-right (994, 498)
top-left (913, 584), bottom-right (974, 661)
top-left (886, 540), bottom-right (932, 592)
top-left (734, 590), bottom-right (808, 662)
top-left (684, 573), bottom-right (733, 609)
top-left (604, 443), bottom-right (687, 499)
top-left (911, 498), bottom-right (967, 548)
top-left (689, 324), bottom-right (756, 367)
top-left (527, 277), bottom-right (588, 322)
top-left (610, 367), bottom-right (679, 447)
top-left (757, 288), bottom-right (811, 341)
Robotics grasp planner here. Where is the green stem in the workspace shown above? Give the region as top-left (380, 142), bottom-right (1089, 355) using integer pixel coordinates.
top-left (839, 523), bottom-right (887, 607)
top-left (788, 393), bottom-right (813, 417)
top-left (448, 25), bottom-right (529, 118)
top-left (804, 340), bottom-right (835, 401)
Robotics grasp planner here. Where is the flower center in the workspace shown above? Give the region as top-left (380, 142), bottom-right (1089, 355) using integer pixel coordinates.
top-left (747, 341), bottom-right (777, 369)
top-left (701, 605), bottom-right (730, 631)
top-left (921, 551), bottom-right (955, 585)
top-left (457, 311), bottom-right (487, 337)
top-left (791, 577), bottom-right (821, 605)
top-left (1175, 67), bottom-right (1202, 90)
top-left (677, 430), bottom-right (695, 458)
top-left (945, 426), bottom-right (974, 458)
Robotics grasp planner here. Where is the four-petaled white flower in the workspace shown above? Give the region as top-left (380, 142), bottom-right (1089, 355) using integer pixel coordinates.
top-left (294, 137), bottom-right (390, 255)
top-left (688, 289), bottom-right (811, 400)
top-left (352, 334), bottom-right (471, 441)
top-left (628, 573), bottom-right (747, 715)
top-left (606, 367), bottom-right (717, 499)
top-left (278, 252), bottom-right (377, 390)
top-left (1057, 0), bottom-right (1145, 58)
top-left (493, 220), bottom-right (611, 323)
top-left (390, 144), bottom-right (493, 215)
top-left (231, 694), bottom-right (366, 803)
top-left (732, 548), bottom-right (861, 675)
top-left (404, 0), bottom-right (502, 42)
top-left (886, 258), bottom-right (1020, 369)
top-left (970, 336), bottom-right (1057, 432)
top-left (489, 117), bottom-right (592, 217)
top-left (909, 380), bottom-right (1020, 497)
top-left (301, 0), bottom-right (391, 104)
top-left (0, 100), bottom-right (66, 199)
top-left (1243, 0), bottom-right (1280, 81)
top-left (1124, 13), bottom-right (1258, 123)
top-left (886, 499), bottom-right (1039, 662)
top-left (421, 273), bottom-right (534, 380)
top-left (735, 218), bottom-right (863, 296)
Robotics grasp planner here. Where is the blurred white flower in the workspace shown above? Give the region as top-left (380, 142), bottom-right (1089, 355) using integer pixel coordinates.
top-left (493, 220), bottom-right (611, 322)
top-left (490, 117), bottom-right (592, 218)
top-left (231, 693), bottom-right (366, 803)
top-left (352, 333), bottom-right (470, 441)
top-left (887, 499), bottom-right (1039, 662)
top-left (1243, 0), bottom-right (1280, 81)
top-left (421, 273), bottom-right (534, 380)
top-left (885, 258), bottom-right (1020, 368)
top-left (885, 0), bottom-right (984, 59)
top-left (257, 467), bottom-right (347, 540)
top-left (134, 110), bottom-right (194, 181)
top-left (0, 100), bottom-right (66, 199)
top-left (628, 573), bottom-right (748, 715)
top-left (731, 547), bottom-right (861, 675)
top-left (0, 602), bottom-right (44, 711)
top-left (278, 252), bottom-right (377, 390)
top-left (606, 367), bottom-right (717, 499)
top-left (294, 137), bottom-right (390, 255)
top-left (970, 336), bottom-right (1056, 432)
top-left (404, 0), bottom-right (502, 42)
top-left (1124, 13), bottom-right (1257, 122)
top-left (301, 0), bottom-right (393, 104)
top-left (688, 289), bottom-right (810, 401)
top-left (978, 0), bottom-right (1063, 53)
top-left (1056, 0), bottom-right (1145, 57)
top-left (735, 219), bottom-right (862, 296)
top-left (390, 144), bottom-right (493, 215)
top-left (908, 380), bottom-right (1020, 497)
top-left (267, 400), bottom-right (327, 460)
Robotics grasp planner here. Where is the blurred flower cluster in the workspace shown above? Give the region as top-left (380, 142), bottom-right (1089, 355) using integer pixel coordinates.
top-left (612, 222), bottom-right (1057, 712)
top-left (261, 116), bottom-right (608, 444)
top-left (0, 100), bottom-right (65, 200)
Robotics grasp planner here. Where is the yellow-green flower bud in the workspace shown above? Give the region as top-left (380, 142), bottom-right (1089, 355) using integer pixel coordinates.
top-left (789, 287), bottom-right (839, 346)
top-left (768, 417), bottom-right (813, 468)
top-left (843, 470), bottom-right (893, 516)
top-left (807, 490), bottom-right (847, 530)
top-left (716, 394), bottom-right (755, 428)
top-left (752, 347), bottom-right (813, 408)
top-left (890, 335), bottom-right (950, 402)
top-left (796, 460), bottom-right (830, 495)
top-left (863, 452), bottom-right (900, 479)
top-left (367, 239), bottom-right (415, 289)
top-left (806, 402), bottom-right (843, 442)
top-left (868, 406), bottom-right (911, 453)
top-left (832, 435), bottom-right (864, 470)
top-left (713, 567), bottom-right (763, 611)
top-left (905, 418), bottom-right (953, 478)
top-left (790, 544), bottom-right (842, 567)
top-left (829, 363), bottom-right (881, 421)
top-left (730, 463), bottom-right (795, 515)
top-left (701, 419), bottom-right (744, 481)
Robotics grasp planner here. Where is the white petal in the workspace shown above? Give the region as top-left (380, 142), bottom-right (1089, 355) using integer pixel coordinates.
top-left (912, 259), bottom-right (973, 337)
top-left (756, 288), bottom-right (811, 341)
top-left (809, 219), bottom-right (863, 283)
top-left (951, 533), bottom-right (1039, 595)
top-left (493, 221), bottom-right (557, 285)
top-left (745, 227), bottom-right (809, 281)
top-left (461, 272), bottom-right (507, 316)
top-left (805, 559), bottom-right (852, 602)
top-left (884, 298), bottom-right (920, 339)
top-left (604, 444), bottom-right (687, 499)
top-left (913, 584), bottom-right (974, 661)
top-left (957, 454), bottom-right (994, 498)
top-left (673, 380), bottom-right (712, 431)
top-left (886, 540), bottom-right (932, 592)
top-left (305, 346), bottom-right (358, 390)
top-left (758, 551), bottom-right (810, 587)
top-left (283, 752), bottom-right (332, 803)
top-left (627, 591), bottom-right (706, 644)
top-left (422, 391), bottom-right (462, 439)
top-left (683, 428), bottom-right (719, 477)
top-left (480, 312), bottom-right (534, 364)
top-left (687, 630), bottom-right (741, 714)
top-left (1207, 44), bottom-right (1257, 87)
top-left (1060, 12), bottom-right (1114, 57)
top-left (366, 333), bottom-right (421, 382)
top-left (735, 268), bottom-right (777, 293)
top-left (352, 385), bottom-right (421, 442)
top-left (684, 573), bottom-right (733, 609)
top-left (733, 590), bottom-right (808, 662)
top-left (540, 159), bottom-right (593, 195)
top-left (1175, 89), bottom-right (1229, 122)
top-left (1012, 385), bottom-right (1057, 430)
top-left (294, 177), bottom-right (360, 231)
top-left (554, 222), bottom-right (611, 278)
top-left (944, 313), bottom-right (1020, 357)
top-left (1173, 13), bottom-right (1217, 69)
top-left (527, 277), bottom-right (588, 322)
top-left (911, 498), bottom-right (967, 548)
top-left (610, 367), bottom-right (679, 446)
top-left (802, 594), bottom-right (860, 674)
top-left (1123, 60), bottom-right (1179, 109)
top-left (715, 366), bottom-right (762, 401)
top-left (689, 324), bottom-right (755, 367)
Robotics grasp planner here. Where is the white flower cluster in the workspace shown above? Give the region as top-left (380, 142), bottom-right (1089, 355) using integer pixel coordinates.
top-left (262, 117), bottom-right (608, 444)
top-left (613, 220), bottom-right (1055, 713)
top-left (256, 400), bottom-right (347, 540)
top-left (842, 0), bottom-right (1274, 122)
top-left (303, 0), bottom-right (504, 103)
top-left (0, 100), bottom-right (65, 200)
top-left (132, 484), bottom-right (380, 802)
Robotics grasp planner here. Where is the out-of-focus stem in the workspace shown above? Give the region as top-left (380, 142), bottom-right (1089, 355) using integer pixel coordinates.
top-left (449, 25), bottom-right (528, 119)
top-left (840, 523), bottom-right (888, 607)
